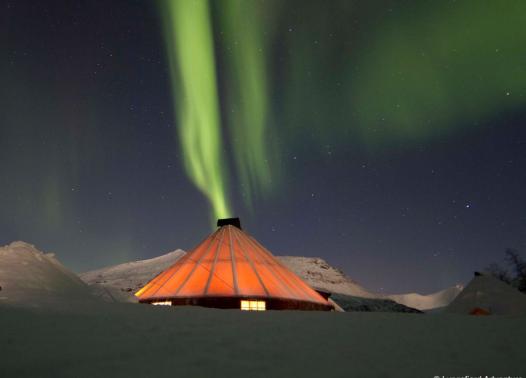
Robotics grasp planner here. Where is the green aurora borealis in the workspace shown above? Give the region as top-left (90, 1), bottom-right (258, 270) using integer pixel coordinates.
top-left (161, 0), bottom-right (231, 220)
top-left (349, 1), bottom-right (526, 144)
top-left (3, 0), bottom-right (526, 293)
top-left (160, 0), bottom-right (279, 220)
top-left (159, 0), bottom-right (526, 220)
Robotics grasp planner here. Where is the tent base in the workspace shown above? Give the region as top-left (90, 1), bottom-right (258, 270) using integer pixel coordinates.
top-left (140, 296), bottom-right (333, 311)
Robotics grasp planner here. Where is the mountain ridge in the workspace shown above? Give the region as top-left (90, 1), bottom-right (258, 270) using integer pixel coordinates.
top-left (80, 250), bottom-right (462, 310)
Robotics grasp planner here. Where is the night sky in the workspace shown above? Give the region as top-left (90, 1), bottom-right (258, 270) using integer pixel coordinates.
top-left (3, 0), bottom-right (526, 294)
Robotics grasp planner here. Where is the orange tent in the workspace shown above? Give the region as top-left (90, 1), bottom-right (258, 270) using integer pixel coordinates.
top-left (136, 218), bottom-right (333, 311)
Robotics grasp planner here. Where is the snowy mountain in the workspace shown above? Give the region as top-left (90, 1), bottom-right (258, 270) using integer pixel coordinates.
top-left (80, 252), bottom-right (375, 302)
top-left (277, 256), bottom-right (377, 298)
top-left (80, 251), bottom-right (460, 310)
top-left (384, 285), bottom-right (464, 311)
top-left (80, 249), bottom-right (186, 301)
top-left (0, 241), bottom-right (93, 307)
top-left (279, 256), bottom-right (463, 310)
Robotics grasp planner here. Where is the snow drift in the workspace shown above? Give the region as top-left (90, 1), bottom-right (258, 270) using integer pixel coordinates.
top-left (0, 241), bottom-right (93, 307)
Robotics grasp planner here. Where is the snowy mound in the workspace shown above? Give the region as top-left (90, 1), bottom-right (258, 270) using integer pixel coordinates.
top-left (80, 249), bottom-right (186, 301)
top-left (446, 273), bottom-right (526, 315)
top-left (384, 285), bottom-right (463, 311)
top-left (277, 256), bottom-right (376, 298)
top-left (0, 241), bottom-right (92, 306)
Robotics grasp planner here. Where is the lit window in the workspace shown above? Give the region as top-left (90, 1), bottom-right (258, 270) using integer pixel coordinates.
top-left (151, 300), bottom-right (172, 306)
top-left (240, 300), bottom-right (266, 311)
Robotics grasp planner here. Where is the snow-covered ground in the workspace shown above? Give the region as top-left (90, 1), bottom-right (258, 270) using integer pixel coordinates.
top-left (1, 241), bottom-right (526, 377)
top-left (1, 301), bottom-right (525, 378)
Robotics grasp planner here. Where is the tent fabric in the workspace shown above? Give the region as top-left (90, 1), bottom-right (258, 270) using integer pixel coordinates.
top-left (446, 273), bottom-right (526, 316)
top-left (469, 307), bottom-right (491, 316)
top-left (135, 225), bottom-right (332, 309)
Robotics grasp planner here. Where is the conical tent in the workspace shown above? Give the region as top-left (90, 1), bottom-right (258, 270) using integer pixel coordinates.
top-left (446, 273), bottom-right (526, 316)
top-left (136, 219), bottom-right (333, 310)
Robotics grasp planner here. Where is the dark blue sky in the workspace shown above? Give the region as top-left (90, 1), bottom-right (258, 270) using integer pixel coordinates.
top-left (2, 0), bottom-right (525, 294)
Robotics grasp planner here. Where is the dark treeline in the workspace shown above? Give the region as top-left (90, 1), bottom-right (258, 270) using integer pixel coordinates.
top-left (486, 249), bottom-right (526, 293)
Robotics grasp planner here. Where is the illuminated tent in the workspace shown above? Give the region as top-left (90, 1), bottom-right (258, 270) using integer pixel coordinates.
top-left (135, 218), bottom-right (333, 311)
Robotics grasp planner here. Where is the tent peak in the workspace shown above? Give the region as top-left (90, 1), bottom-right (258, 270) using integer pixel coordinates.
top-left (217, 217), bottom-right (241, 229)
